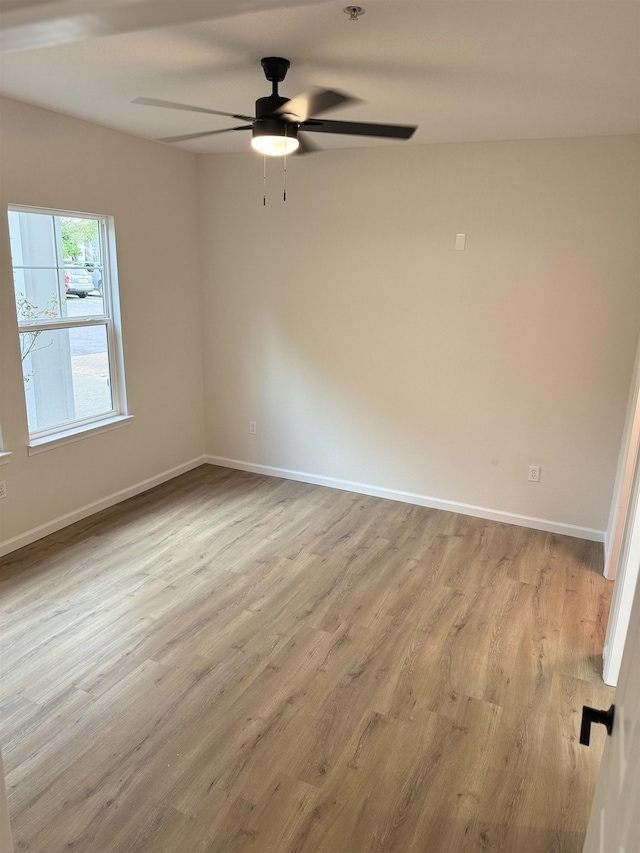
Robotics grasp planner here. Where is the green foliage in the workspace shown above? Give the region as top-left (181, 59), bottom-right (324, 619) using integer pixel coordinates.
top-left (60, 217), bottom-right (99, 261)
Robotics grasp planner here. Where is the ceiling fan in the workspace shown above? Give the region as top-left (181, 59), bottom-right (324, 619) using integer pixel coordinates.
top-left (134, 56), bottom-right (417, 156)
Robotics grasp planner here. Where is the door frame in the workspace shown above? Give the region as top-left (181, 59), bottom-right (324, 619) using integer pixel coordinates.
top-left (603, 337), bottom-right (640, 686)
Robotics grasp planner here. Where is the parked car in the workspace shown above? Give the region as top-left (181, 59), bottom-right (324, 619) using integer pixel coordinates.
top-left (84, 262), bottom-right (103, 294)
top-left (64, 267), bottom-right (93, 298)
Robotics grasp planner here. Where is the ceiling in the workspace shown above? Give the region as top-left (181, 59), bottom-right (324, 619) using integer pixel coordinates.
top-left (1, 0), bottom-right (639, 155)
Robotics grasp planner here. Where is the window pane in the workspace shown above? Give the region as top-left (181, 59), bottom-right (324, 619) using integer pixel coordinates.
top-left (8, 210), bottom-right (57, 267)
top-left (20, 325), bottom-right (113, 433)
top-left (14, 268), bottom-right (64, 321)
top-left (62, 265), bottom-right (95, 303)
top-left (60, 217), bottom-right (100, 265)
top-left (66, 284), bottom-right (104, 317)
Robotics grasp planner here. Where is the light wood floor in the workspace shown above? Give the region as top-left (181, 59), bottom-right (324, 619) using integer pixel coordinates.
top-left (0, 465), bottom-right (614, 852)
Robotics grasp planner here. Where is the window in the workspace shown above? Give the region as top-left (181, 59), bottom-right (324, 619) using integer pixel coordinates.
top-left (8, 206), bottom-right (129, 450)
top-left (0, 425), bottom-right (10, 465)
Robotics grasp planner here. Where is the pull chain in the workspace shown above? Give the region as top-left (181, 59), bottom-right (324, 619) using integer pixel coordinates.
top-left (283, 154), bottom-right (287, 202)
top-left (283, 127), bottom-right (288, 202)
top-left (263, 155), bottom-right (267, 206)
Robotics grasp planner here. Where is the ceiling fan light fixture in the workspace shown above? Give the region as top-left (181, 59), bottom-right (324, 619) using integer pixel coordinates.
top-left (251, 135), bottom-right (299, 156)
top-left (251, 118), bottom-right (299, 156)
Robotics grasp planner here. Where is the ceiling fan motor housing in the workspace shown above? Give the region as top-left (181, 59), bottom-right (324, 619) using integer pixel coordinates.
top-left (255, 94), bottom-right (290, 119)
top-left (254, 95), bottom-right (296, 150)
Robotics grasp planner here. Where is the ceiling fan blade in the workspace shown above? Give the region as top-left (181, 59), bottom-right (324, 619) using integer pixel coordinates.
top-left (295, 133), bottom-right (321, 155)
top-left (275, 87), bottom-right (357, 123)
top-left (301, 119), bottom-right (417, 140)
top-left (134, 97), bottom-right (254, 123)
top-left (158, 126), bottom-right (252, 143)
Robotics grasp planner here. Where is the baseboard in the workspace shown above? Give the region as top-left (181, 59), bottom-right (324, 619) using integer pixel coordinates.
top-left (1, 453), bottom-right (606, 558)
top-left (0, 456), bottom-right (207, 558)
top-left (205, 455), bottom-right (606, 543)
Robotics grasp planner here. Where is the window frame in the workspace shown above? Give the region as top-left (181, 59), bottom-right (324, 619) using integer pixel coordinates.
top-left (8, 204), bottom-right (131, 452)
top-left (0, 424), bottom-right (11, 465)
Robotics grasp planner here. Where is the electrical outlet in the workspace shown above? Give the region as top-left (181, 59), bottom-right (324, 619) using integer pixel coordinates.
top-left (249, 421), bottom-right (257, 435)
top-left (528, 466), bottom-right (541, 482)
top-left (0, 480), bottom-right (6, 499)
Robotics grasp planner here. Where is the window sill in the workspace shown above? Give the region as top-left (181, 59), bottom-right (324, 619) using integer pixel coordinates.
top-left (27, 415), bottom-right (134, 456)
top-left (0, 451), bottom-right (12, 466)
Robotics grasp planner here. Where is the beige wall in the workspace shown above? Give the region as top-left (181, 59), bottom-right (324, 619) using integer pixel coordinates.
top-left (199, 136), bottom-right (640, 534)
top-left (0, 97), bottom-right (205, 547)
